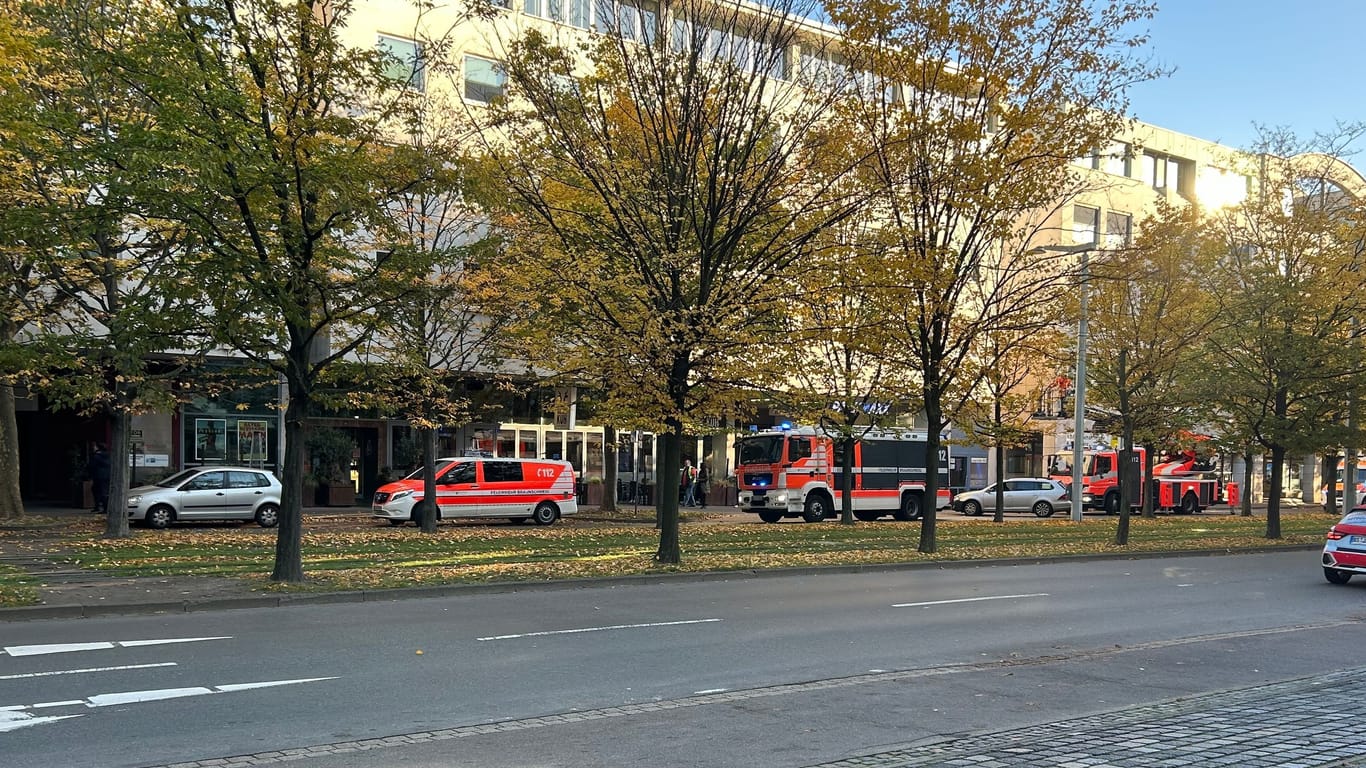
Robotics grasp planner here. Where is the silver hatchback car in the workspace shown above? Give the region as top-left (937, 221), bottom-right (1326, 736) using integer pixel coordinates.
top-left (952, 477), bottom-right (1070, 518)
top-left (126, 466), bottom-right (282, 529)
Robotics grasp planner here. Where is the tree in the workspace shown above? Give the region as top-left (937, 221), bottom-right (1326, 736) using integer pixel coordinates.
top-left (482, 0), bottom-right (859, 563)
top-left (825, 0), bottom-right (1164, 552)
top-left (5, 0), bottom-right (211, 536)
top-left (0, 5), bottom-right (43, 520)
top-left (778, 223), bottom-right (910, 525)
top-left (956, 328), bottom-right (1063, 523)
top-left (360, 89), bottom-right (507, 534)
top-left (1085, 201), bottom-right (1220, 543)
top-left (1199, 130), bottom-right (1366, 539)
top-left (150, 0), bottom-right (438, 580)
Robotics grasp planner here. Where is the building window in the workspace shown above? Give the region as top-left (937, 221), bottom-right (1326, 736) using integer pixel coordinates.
top-left (1073, 205), bottom-right (1099, 245)
top-left (1142, 150), bottom-right (1190, 195)
top-left (377, 35), bottom-right (424, 91)
top-left (1101, 142), bottom-right (1130, 177)
top-left (606, 0), bottom-right (657, 42)
top-left (464, 55), bottom-right (506, 104)
top-left (569, 0), bottom-right (590, 27)
top-left (1105, 211), bottom-right (1132, 249)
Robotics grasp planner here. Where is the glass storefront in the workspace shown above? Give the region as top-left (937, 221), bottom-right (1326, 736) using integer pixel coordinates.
top-left (181, 412), bottom-right (279, 470)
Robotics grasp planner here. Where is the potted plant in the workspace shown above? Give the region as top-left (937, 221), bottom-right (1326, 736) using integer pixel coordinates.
top-left (306, 427), bottom-right (356, 506)
top-left (585, 476), bottom-right (604, 506)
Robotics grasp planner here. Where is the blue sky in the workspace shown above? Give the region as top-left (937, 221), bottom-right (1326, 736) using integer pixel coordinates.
top-left (1125, 1), bottom-right (1364, 151)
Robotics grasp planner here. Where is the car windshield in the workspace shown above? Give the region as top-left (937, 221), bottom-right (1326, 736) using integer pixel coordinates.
top-left (736, 436), bottom-right (784, 466)
top-left (1047, 454), bottom-right (1073, 475)
top-left (155, 469), bottom-right (199, 488)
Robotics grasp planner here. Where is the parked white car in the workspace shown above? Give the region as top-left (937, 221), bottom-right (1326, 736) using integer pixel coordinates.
top-left (952, 478), bottom-right (1070, 518)
top-left (126, 467), bottom-right (282, 529)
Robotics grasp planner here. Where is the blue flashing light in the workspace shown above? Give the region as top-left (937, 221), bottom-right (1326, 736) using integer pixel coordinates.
top-left (779, 421), bottom-right (792, 431)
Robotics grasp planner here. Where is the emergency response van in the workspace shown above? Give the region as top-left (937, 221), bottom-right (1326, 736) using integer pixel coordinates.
top-left (372, 457), bottom-right (578, 526)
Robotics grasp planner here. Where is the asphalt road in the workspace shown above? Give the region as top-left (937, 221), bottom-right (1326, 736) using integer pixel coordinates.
top-left (2, 550), bottom-right (1362, 768)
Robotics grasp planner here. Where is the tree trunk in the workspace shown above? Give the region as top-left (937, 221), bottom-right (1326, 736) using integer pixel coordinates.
top-left (1240, 450), bottom-right (1254, 517)
top-left (1266, 445), bottom-right (1284, 539)
top-left (1322, 453), bottom-right (1339, 515)
top-left (271, 387), bottom-right (308, 583)
top-left (1141, 444), bottom-right (1155, 518)
top-left (1116, 421), bottom-right (1135, 545)
top-left (418, 425), bottom-right (438, 533)
top-left (918, 405), bottom-right (943, 554)
top-left (0, 384), bottom-right (22, 520)
top-left (601, 425), bottom-right (618, 513)
top-left (103, 407), bottom-right (131, 538)
top-left (840, 434), bottom-right (855, 525)
top-left (1346, 447), bottom-right (1358, 510)
top-left (655, 422), bottom-right (681, 564)
top-left (993, 397), bottom-right (1005, 524)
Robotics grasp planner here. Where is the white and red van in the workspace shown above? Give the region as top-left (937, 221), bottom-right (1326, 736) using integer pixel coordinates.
top-left (371, 457), bottom-right (578, 526)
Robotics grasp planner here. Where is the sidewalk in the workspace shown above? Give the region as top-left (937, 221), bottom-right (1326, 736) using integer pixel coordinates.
top-left (810, 667), bottom-right (1366, 768)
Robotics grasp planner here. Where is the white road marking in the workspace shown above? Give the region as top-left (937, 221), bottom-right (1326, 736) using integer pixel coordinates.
top-left (2, 677), bottom-right (338, 716)
top-left (892, 593), bottom-right (1049, 608)
top-left (88, 687), bottom-right (213, 707)
top-left (2, 636), bottom-right (231, 657)
top-left (0, 711), bottom-right (83, 733)
top-left (693, 688), bottom-right (729, 695)
top-left (478, 618), bottom-right (722, 641)
top-left (0, 663), bottom-right (177, 681)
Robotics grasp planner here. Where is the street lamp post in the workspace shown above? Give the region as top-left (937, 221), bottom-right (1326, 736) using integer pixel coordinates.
top-left (1071, 248), bottom-right (1089, 522)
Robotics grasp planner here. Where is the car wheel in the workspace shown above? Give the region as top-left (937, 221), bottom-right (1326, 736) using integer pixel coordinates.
top-left (508, 517), bottom-right (528, 525)
top-left (1104, 492), bottom-right (1120, 515)
top-left (146, 505), bottom-right (174, 530)
top-left (802, 494), bottom-right (830, 523)
top-left (532, 502), bottom-right (558, 525)
top-left (1033, 501), bottom-right (1054, 518)
top-left (254, 503), bottom-right (280, 528)
top-left (894, 493), bottom-right (922, 521)
top-left (1180, 492), bottom-right (1199, 515)
top-left (854, 510), bottom-right (881, 522)
top-left (963, 500), bottom-right (982, 516)
top-left (1324, 567), bottom-right (1353, 585)
top-left (757, 510), bottom-right (783, 523)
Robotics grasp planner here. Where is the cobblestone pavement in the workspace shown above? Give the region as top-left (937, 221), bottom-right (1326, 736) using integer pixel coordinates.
top-left (811, 666), bottom-right (1366, 768)
top-left (140, 652), bottom-right (1366, 768)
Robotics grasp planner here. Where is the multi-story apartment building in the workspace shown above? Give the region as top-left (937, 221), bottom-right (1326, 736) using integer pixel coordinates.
top-left (17, 0), bottom-right (1366, 508)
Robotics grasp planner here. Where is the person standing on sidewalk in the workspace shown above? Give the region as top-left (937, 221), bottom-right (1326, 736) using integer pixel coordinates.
top-left (695, 463), bottom-right (710, 508)
top-left (87, 442), bottom-right (110, 514)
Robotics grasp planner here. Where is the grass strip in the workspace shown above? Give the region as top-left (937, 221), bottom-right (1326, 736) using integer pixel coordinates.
top-left (0, 563), bottom-right (40, 606)
top-left (4, 513), bottom-right (1328, 597)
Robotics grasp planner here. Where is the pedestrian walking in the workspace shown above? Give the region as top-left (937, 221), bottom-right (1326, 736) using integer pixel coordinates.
top-left (681, 459), bottom-right (697, 506)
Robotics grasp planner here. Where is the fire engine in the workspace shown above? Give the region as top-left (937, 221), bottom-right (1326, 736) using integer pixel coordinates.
top-left (1048, 447), bottom-right (1220, 514)
top-left (735, 426), bottom-right (950, 523)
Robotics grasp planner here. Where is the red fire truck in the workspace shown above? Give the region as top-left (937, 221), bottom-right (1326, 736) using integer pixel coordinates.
top-left (1048, 447), bottom-right (1220, 514)
top-left (735, 426), bottom-right (951, 523)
